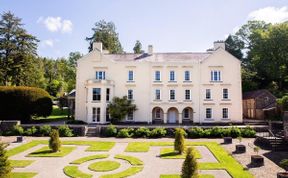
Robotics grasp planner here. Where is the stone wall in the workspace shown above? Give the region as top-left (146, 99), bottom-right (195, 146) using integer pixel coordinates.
top-left (0, 120), bottom-right (20, 132)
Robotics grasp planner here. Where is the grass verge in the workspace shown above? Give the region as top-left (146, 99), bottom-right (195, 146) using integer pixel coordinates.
top-left (160, 174), bottom-right (214, 178)
top-left (11, 172), bottom-right (37, 178)
top-left (62, 141), bottom-right (115, 151)
top-left (88, 161), bottom-right (120, 172)
top-left (160, 147), bottom-right (201, 159)
top-left (63, 166), bottom-right (92, 178)
top-left (27, 146), bottom-right (76, 157)
top-left (114, 154), bottom-right (143, 165)
top-left (100, 166), bottom-right (143, 178)
top-left (10, 160), bottom-right (35, 168)
top-left (125, 142), bottom-right (150, 152)
top-left (70, 154), bottom-right (109, 164)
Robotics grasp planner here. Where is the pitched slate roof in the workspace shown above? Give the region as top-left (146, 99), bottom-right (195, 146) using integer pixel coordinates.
top-left (242, 89), bottom-right (275, 100)
top-left (103, 52), bottom-right (211, 62)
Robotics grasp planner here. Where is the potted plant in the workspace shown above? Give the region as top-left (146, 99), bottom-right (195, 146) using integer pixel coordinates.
top-left (277, 159), bottom-right (288, 178)
top-left (251, 146), bottom-right (264, 167)
top-left (235, 136), bottom-right (246, 153)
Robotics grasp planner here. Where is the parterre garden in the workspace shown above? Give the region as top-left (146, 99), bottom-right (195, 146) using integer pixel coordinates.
top-left (6, 137), bottom-right (254, 178)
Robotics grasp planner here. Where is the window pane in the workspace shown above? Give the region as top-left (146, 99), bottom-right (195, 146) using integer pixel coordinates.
top-left (170, 71), bottom-right (175, 81)
top-left (128, 90), bottom-right (133, 100)
top-left (185, 71), bottom-right (190, 81)
top-left (206, 108), bottom-right (212, 119)
top-left (93, 88), bottom-right (101, 101)
top-left (128, 71), bottom-right (133, 81)
top-left (106, 88), bottom-right (110, 101)
top-left (170, 90), bottom-right (175, 100)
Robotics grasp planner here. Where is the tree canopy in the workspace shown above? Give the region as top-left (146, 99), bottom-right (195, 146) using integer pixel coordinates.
top-left (86, 20), bottom-right (123, 53)
top-left (133, 40), bottom-right (143, 54)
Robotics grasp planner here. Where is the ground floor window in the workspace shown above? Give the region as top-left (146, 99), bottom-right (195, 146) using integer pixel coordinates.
top-left (184, 108), bottom-right (190, 119)
top-left (206, 108), bottom-right (212, 119)
top-left (155, 108), bottom-right (161, 119)
top-left (127, 111), bottom-right (134, 121)
top-left (92, 107), bottom-right (100, 122)
top-left (222, 108), bottom-right (228, 119)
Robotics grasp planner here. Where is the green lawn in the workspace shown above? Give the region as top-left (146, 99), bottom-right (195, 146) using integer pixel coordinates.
top-left (125, 142), bottom-right (150, 152)
top-left (88, 161), bottom-right (120, 172)
top-left (115, 154), bottom-right (144, 165)
top-left (62, 140), bottom-right (115, 151)
top-left (27, 146), bottom-right (76, 157)
top-left (11, 172), bottom-right (37, 178)
top-left (100, 166), bottom-right (144, 178)
top-left (160, 174), bottom-right (214, 178)
top-left (64, 166), bottom-right (92, 178)
top-left (10, 160), bottom-right (35, 168)
top-left (7, 140), bottom-right (47, 157)
top-left (160, 147), bottom-right (201, 159)
top-left (48, 105), bottom-right (69, 119)
top-left (70, 154), bottom-right (109, 164)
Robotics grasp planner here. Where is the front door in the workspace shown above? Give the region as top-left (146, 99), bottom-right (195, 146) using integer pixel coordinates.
top-left (168, 110), bottom-right (177, 123)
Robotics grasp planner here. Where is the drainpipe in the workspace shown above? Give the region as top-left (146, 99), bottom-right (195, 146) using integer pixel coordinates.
top-left (198, 60), bottom-right (201, 124)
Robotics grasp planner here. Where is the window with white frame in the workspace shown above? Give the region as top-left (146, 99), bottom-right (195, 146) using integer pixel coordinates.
top-left (127, 89), bottom-right (133, 100)
top-left (185, 90), bottom-right (191, 100)
top-left (92, 107), bottom-right (100, 122)
top-left (206, 108), bottom-right (212, 119)
top-left (96, 71), bottom-right (106, 80)
top-left (93, 88), bottom-right (101, 101)
top-left (169, 71), bottom-right (175, 81)
top-left (127, 111), bottom-right (134, 121)
top-left (155, 89), bottom-right (161, 100)
top-left (210, 70), bottom-right (221, 81)
top-left (223, 88), bottom-right (228, 99)
top-left (170, 89), bottom-right (176, 100)
top-left (184, 71), bottom-right (190, 81)
top-left (155, 108), bottom-right (161, 119)
top-left (184, 108), bottom-right (190, 119)
top-left (205, 89), bottom-right (211, 99)
top-left (222, 108), bottom-right (228, 119)
top-left (128, 70), bottom-right (134, 81)
top-left (155, 71), bottom-right (161, 81)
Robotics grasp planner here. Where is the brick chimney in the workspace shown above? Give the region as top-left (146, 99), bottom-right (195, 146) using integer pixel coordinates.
top-left (148, 45), bottom-right (153, 55)
top-left (213, 41), bottom-right (225, 50)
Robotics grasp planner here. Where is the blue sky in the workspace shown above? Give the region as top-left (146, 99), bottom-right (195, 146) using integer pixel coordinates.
top-left (1, 0), bottom-right (288, 58)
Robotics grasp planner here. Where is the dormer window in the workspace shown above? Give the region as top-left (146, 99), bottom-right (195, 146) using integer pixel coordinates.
top-left (96, 71), bottom-right (106, 80)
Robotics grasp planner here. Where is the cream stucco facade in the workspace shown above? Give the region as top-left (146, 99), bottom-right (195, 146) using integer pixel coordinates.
top-left (75, 41), bottom-right (243, 124)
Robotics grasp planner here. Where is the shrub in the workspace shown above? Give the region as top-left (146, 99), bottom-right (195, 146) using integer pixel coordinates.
top-left (241, 127), bottom-right (256, 137)
top-left (134, 127), bottom-right (150, 138)
top-left (0, 86), bottom-right (53, 122)
top-left (188, 127), bottom-right (205, 138)
top-left (117, 128), bottom-right (133, 138)
top-left (181, 147), bottom-right (199, 178)
top-left (58, 125), bottom-right (73, 137)
top-left (12, 125), bottom-right (24, 135)
top-left (280, 159), bottom-right (288, 171)
top-left (104, 124), bottom-right (118, 137)
top-left (149, 128), bottom-right (167, 138)
top-left (0, 143), bottom-right (12, 178)
top-left (174, 128), bottom-right (185, 154)
top-left (230, 127), bottom-right (241, 138)
top-left (39, 125), bottom-right (52, 136)
top-left (210, 127), bottom-right (223, 138)
top-left (25, 126), bottom-right (37, 136)
top-left (49, 129), bottom-right (61, 152)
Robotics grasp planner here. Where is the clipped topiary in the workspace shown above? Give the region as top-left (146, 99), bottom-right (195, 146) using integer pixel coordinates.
top-left (181, 147), bottom-right (199, 178)
top-left (49, 129), bottom-right (61, 152)
top-left (0, 142), bottom-right (12, 178)
top-left (104, 124), bottom-right (117, 137)
top-left (174, 128), bottom-right (185, 154)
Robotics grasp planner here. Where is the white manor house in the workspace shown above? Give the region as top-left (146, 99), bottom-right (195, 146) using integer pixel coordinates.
top-left (75, 41), bottom-right (243, 124)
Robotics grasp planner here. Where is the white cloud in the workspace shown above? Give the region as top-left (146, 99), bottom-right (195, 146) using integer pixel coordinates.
top-left (37, 16), bottom-right (73, 33)
top-left (248, 6), bottom-right (288, 23)
top-left (40, 39), bottom-right (59, 48)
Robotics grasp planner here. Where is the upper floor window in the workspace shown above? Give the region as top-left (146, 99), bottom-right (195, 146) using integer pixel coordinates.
top-left (128, 70), bottom-right (134, 81)
top-left (170, 89), bottom-right (175, 100)
top-left (184, 71), bottom-right (190, 81)
top-left (127, 111), bottom-right (134, 121)
top-left (93, 88), bottom-right (101, 101)
top-left (128, 89), bottom-right (133, 100)
top-left (155, 71), bottom-right (161, 81)
top-left (223, 88), bottom-right (228, 99)
top-left (106, 88), bottom-right (110, 101)
top-left (210, 70), bottom-right (221, 81)
top-left (96, 71), bottom-right (105, 80)
top-left (205, 89), bottom-right (211, 99)
top-left (206, 108), bottom-right (212, 119)
top-left (155, 89), bottom-right (161, 100)
top-left (92, 107), bottom-right (100, 122)
top-left (222, 108), bottom-right (228, 119)
top-left (185, 90), bottom-right (191, 100)
top-left (170, 71), bottom-right (175, 81)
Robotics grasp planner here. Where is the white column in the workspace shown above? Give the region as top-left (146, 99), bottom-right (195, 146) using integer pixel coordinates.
top-left (164, 113), bottom-right (167, 124)
top-left (178, 113), bottom-right (182, 124)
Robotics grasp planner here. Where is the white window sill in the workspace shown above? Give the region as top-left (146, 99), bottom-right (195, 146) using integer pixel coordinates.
top-left (210, 81), bottom-right (223, 83)
top-left (126, 81), bottom-right (135, 83)
top-left (183, 81), bottom-right (192, 83)
top-left (153, 80), bottom-right (162, 83)
top-left (184, 99), bottom-right (192, 102)
top-left (169, 100), bottom-right (177, 102)
top-left (204, 99), bottom-right (213, 101)
top-left (168, 81), bottom-right (177, 83)
top-left (221, 99), bottom-right (231, 101)
top-left (153, 99), bottom-right (162, 102)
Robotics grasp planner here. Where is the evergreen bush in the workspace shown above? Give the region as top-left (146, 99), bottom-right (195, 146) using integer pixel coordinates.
top-left (58, 125), bottom-right (73, 137)
top-left (174, 128), bottom-right (185, 154)
top-left (39, 125), bottom-right (52, 136)
top-left (104, 124), bottom-right (117, 137)
top-left (134, 127), bottom-right (150, 138)
top-left (117, 128), bottom-right (133, 138)
top-left (181, 147), bottom-right (199, 178)
top-left (149, 128), bottom-right (167, 138)
top-left (25, 126), bottom-right (37, 136)
top-left (49, 129), bottom-right (61, 152)
top-left (0, 143), bottom-right (12, 178)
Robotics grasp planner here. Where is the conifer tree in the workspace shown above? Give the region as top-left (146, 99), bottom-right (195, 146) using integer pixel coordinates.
top-left (49, 129), bottom-right (61, 152)
top-left (174, 128), bottom-right (185, 154)
top-left (0, 142), bottom-right (12, 178)
top-left (181, 147), bottom-right (199, 178)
